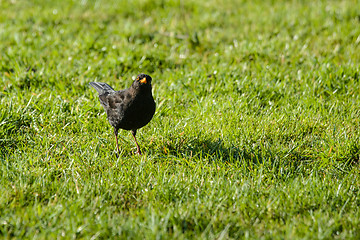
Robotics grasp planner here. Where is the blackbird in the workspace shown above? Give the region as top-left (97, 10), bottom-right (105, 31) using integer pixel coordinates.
top-left (89, 74), bottom-right (155, 155)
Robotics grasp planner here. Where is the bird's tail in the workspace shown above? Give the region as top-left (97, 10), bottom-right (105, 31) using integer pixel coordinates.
top-left (89, 82), bottom-right (115, 95)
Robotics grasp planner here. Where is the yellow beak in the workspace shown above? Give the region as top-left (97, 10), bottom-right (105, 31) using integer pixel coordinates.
top-left (140, 77), bottom-right (147, 84)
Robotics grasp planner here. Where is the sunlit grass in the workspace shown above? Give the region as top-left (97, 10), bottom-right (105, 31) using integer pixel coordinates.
top-left (1, 0), bottom-right (360, 238)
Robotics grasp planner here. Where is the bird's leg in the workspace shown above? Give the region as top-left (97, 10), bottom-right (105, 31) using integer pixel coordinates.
top-left (131, 129), bottom-right (142, 155)
top-left (114, 128), bottom-right (121, 157)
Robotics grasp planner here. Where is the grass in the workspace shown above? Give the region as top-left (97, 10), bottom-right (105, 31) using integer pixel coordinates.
top-left (1, 0), bottom-right (360, 238)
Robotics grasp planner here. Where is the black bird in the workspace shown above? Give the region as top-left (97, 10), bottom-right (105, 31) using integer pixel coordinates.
top-left (89, 74), bottom-right (155, 155)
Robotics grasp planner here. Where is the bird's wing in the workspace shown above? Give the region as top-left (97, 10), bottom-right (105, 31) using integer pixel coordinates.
top-left (89, 82), bottom-right (115, 95)
top-left (100, 90), bottom-right (128, 111)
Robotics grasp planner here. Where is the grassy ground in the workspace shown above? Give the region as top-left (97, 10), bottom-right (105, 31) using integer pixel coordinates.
top-left (1, 0), bottom-right (360, 238)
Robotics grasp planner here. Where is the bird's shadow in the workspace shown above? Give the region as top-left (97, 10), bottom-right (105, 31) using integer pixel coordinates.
top-left (160, 136), bottom-right (314, 171)
top-left (163, 137), bottom-right (268, 165)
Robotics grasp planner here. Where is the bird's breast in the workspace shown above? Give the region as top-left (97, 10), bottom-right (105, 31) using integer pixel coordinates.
top-left (112, 94), bottom-right (155, 130)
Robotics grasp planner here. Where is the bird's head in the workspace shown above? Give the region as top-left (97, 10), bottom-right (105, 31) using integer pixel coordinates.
top-left (132, 73), bottom-right (152, 90)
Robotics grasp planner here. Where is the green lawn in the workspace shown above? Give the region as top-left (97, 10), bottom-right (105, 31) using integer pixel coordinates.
top-left (1, 0), bottom-right (360, 239)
